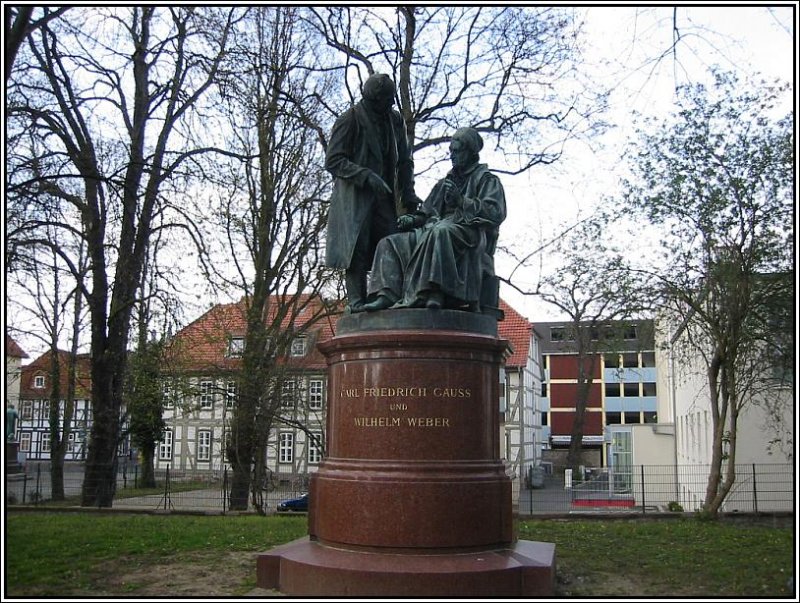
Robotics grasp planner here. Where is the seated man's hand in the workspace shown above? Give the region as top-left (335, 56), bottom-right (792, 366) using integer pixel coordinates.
top-left (423, 216), bottom-right (441, 230)
top-left (397, 214), bottom-right (416, 231)
top-left (443, 178), bottom-right (463, 208)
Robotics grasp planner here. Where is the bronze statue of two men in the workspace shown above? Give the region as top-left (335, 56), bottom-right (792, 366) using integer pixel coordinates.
top-left (325, 73), bottom-right (506, 317)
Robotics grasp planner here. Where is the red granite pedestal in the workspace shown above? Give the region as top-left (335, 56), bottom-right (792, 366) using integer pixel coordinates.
top-left (256, 309), bottom-right (555, 596)
top-left (6, 441), bottom-right (23, 474)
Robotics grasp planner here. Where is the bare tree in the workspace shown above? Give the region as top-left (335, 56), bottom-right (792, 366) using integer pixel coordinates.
top-left (537, 216), bottom-right (651, 471)
top-left (6, 223), bottom-right (88, 500)
top-left (7, 7), bottom-right (239, 506)
top-left (199, 6), bottom-right (338, 512)
top-left (4, 5), bottom-right (69, 81)
top-left (305, 7), bottom-right (603, 176)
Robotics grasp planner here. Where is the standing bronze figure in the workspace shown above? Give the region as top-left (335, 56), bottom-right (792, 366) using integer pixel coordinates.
top-left (324, 73), bottom-right (420, 312)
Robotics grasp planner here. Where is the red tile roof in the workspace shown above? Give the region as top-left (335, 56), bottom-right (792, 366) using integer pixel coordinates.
top-left (165, 295), bottom-right (339, 374)
top-left (19, 350), bottom-right (92, 398)
top-left (168, 296), bottom-right (532, 372)
top-left (6, 335), bottom-right (29, 359)
top-left (498, 299), bottom-right (532, 368)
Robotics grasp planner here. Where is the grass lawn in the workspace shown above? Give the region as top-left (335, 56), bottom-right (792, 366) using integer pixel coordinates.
top-left (4, 511), bottom-right (794, 597)
top-left (518, 517), bottom-right (794, 596)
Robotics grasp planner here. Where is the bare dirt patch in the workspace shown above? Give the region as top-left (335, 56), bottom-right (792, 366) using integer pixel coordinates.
top-left (97, 551), bottom-right (649, 597)
top-left (102, 550), bottom-right (279, 597)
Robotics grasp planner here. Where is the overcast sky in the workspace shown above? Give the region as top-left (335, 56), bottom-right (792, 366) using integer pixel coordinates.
top-left (496, 4), bottom-right (796, 322)
top-left (7, 5), bottom-right (796, 360)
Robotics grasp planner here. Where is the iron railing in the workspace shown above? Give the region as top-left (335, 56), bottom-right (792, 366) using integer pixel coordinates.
top-left (5, 461), bottom-right (309, 514)
top-left (518, 463), bottom-right (793, 515)
top-left (6, 461), bottom-right (792, 516)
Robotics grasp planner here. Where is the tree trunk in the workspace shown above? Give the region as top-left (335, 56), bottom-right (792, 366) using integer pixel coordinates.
top-left (229, 457), bottom-right (253, 511)
top-left (704, 361), bottom-right (739, 518)
top-left (140, 445), bottom-right (156, 489)
top-left (566, 355), bottom-right (595, 473)
top-left (50, 445), bottom-right (66, 501)
top-left (48, 335), bottom-right (65, 500)
top-left (81, 352), bottom-right (122, 507)
top-left (82, 427), bottom-right (118, 507)
top-left (703, 349), bottom-right (728, 518)
top-left (565, 404), bottom-right (587, 473)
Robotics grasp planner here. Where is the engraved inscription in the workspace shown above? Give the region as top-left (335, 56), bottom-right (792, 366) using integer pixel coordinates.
top-left (337, 386), bottom-right (472, 399)
top-left (353, 417), bottom-right (402, 427)
top-left (352, 416), bottom-right (451, 428)
top-left (344, 383), bottom-right (465, 429)
top-left (406, 417), bottom-right (450, 427)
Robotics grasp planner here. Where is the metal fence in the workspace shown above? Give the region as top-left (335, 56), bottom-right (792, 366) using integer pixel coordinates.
top-left (5, 461), bottom-right (309, 514)
top-left (518, 463), bottom-right (794, 515)
top-left (7, 461), bottom-right (793, 516)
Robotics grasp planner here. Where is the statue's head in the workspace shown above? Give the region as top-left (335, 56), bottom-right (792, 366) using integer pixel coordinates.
top-left (450, 127), bottom-right (483, 171)
top-left (362, 73), bottom-right (396, 114)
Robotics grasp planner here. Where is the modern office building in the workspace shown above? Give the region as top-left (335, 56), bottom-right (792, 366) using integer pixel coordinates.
top-left (534, 319), bottom-right (660, 469)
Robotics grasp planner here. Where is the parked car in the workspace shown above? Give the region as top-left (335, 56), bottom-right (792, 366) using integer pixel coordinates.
top-left (277, 492), bottom-right (309, 512)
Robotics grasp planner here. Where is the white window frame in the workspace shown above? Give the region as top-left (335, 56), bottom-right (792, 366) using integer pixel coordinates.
top-left (281, 379), bottom-right (296, 409)
top-left (308, 379), bottom-right (324, 410)
top-left (159, 430), bottom-right (173, 460)
top-left (199, 380), bottom-right (213, 409)
top-left (290, 337), bottom-right (307, 357)
top-left (227, 336), bottom-right (245, 358)
top-left (19, 432), bottom-right (31, 452)
top-left (197, 430), bottom-right (212, 462)
top-left (41, 431), bottom-right (51, 453)
top-left (308, 431), bottom-right (323, 464)
top-left (226, 381), bottom-right (237, 409)
top-left (163, 382), bottom-right (174, 408)
top-left (279, 432), bottom-right (294, 464)
top-left (34, 375), bottom-right (45, 388)
top-left (20, 400), bottom-right (33, 420)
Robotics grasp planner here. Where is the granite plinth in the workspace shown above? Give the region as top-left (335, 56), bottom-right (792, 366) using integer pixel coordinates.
top-left (6, 441), bottom-right (23, 474)
top-left (336, 307), bottom-right (498, 336)
top-left (257, 537), bottom-right (556, 597)
top-left (257, 309), bottom-right (555, 596)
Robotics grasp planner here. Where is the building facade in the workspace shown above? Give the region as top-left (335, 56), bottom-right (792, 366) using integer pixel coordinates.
top-left (6, 335), bottom-right (29, 420)
top-left (498, 300), bottom-right (543, 487)
top-left (659, 316), bottom-right (793, 512)
top-left (9, 297), bottom-right (543, 486)
top-left (157, 296), bottom-right (335, 478)
top-left (15, 350), bottom-right (95, 462)
top-left (534, 320), bottom-right (661, 470)
top-left (159, 296), bottom-right (542, 484)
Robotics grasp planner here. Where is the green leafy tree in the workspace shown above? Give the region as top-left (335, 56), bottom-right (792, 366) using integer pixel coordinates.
top-left (125, 339), bottom-right (167, 489)
top-left (620, 70), bottom-right (793, 517)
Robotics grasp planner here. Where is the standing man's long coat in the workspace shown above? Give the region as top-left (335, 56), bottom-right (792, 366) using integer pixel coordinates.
top-left (324, 101), bottom-right (417, 270)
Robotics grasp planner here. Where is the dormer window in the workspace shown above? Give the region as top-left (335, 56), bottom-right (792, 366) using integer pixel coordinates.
top-left (34, 375), bottom-right (45, 389)
top-left (290, 336), bottom-right (307, 357)
top-left (227, 336), bottom-right (245, 358)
